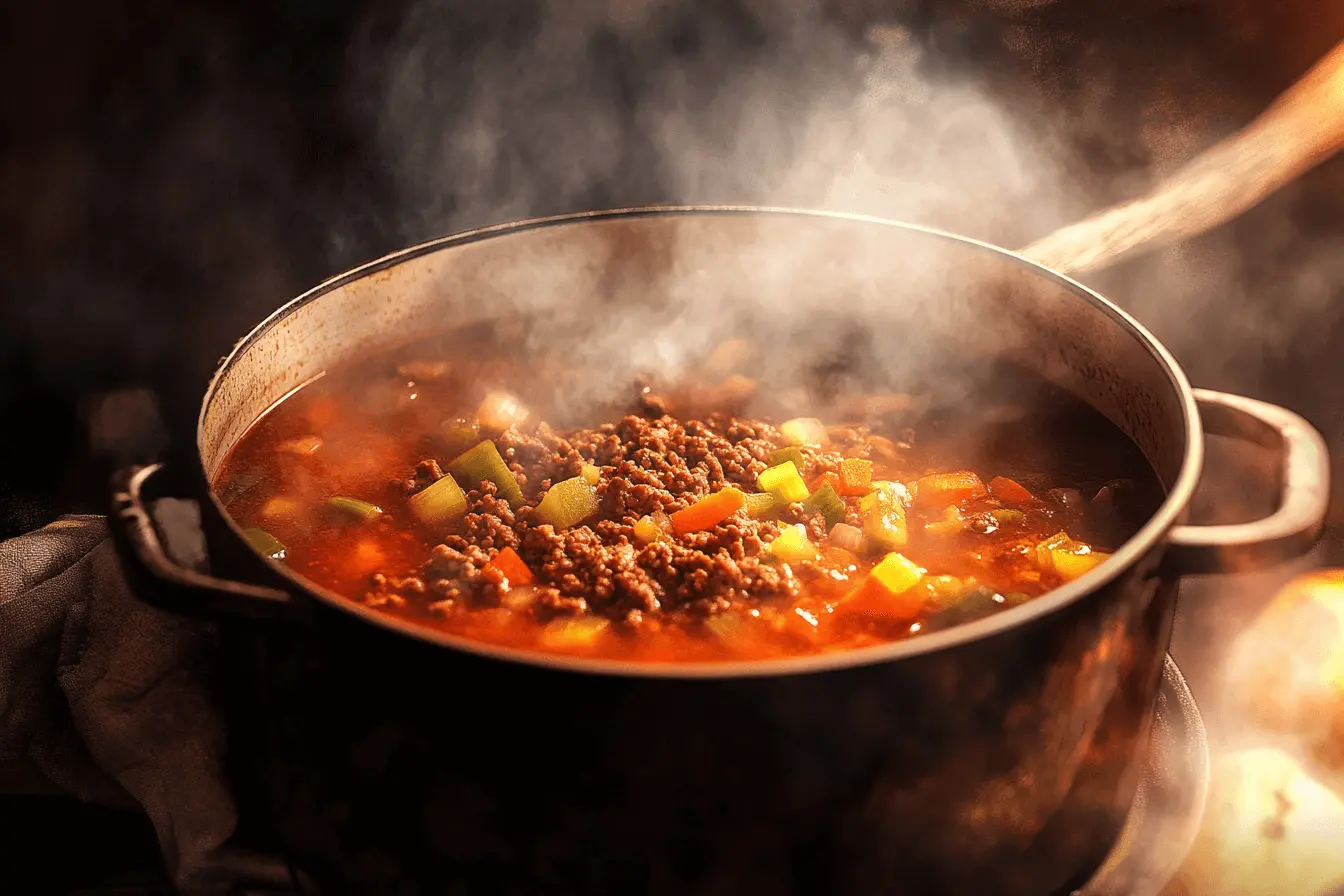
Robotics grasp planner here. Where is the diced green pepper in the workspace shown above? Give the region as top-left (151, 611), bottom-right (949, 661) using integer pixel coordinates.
top-left (327, 496), bottom-right (383, 521)
top-left (536, 476), bottom-right (599, 529)
top-left (780, 417), bottom-right (826, 446)
top-left (409, 475), bottom-right (468, 525)
top-left (862, 482), bottom-right (908, 551)
top-left (991, 508), bottom-right (1026, 527)
top-left (766, 446), bottom-right (807, 470)
top-left (243, 527), bottom-right (287, 561)
top-left (803, 482), bottom-right (846, 530)
top-left (441, 416), bottom-right (482, 454)
top-left (758, 460), bottom-right (810, 505)
top-left (448, 440), bottom-right (524, 505)
top-left (743, 492), bottom-right (776, 519)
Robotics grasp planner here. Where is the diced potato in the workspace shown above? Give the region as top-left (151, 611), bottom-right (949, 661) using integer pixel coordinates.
top-left (1052, 548), bottom-right (1111, 581)
top-left (633, 515), bottom-right (662, 544)
top-left (758, 461), bottom-right (810, 504)
top-left (780, 417), bottom-right (827, 447)
top-left (870, 552), bottom-right (926, 595)
top-left (539, 616), bottom-right (611, 649)
top-left (769, 524), bottom-right (818, 564)
top-left (923, 505), bottom-right (965, 536)
top-left (261, 496), bottom-right (301, 521)
top-left (838, 553), bottom-right (926, 621)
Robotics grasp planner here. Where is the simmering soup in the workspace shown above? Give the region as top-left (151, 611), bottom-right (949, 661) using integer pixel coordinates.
top-left (215, 326), bottom-right (1162, 663)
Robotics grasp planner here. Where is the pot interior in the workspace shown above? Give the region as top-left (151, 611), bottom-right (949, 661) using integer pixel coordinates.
top-left (200, 209), bottom-right (1192, 497)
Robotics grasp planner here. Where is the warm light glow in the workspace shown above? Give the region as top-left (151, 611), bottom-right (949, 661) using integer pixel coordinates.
top-left (1175, 748), bottom-right (1344, 896)
top-left (1226, 571), bottom-right (1344, 738)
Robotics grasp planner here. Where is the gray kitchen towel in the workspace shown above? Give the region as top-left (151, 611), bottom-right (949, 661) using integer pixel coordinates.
top-left (0, 514), bottom-right (237, 892)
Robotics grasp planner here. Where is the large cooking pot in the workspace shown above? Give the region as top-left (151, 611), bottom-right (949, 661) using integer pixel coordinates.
top-left (111, 207), bottom-right (1329, 895)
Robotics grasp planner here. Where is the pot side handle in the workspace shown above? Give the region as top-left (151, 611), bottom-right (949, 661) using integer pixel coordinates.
top-left (111, 463), bottom-right (298, 620)
top-left (1162, 389), bottom-right (1330, 575)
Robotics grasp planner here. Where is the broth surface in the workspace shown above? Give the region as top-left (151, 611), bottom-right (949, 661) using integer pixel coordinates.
top-left (215, 327), bottom-right (1162, 663)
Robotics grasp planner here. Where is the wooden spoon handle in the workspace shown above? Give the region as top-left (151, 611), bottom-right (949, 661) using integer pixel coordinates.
top-left (1020, 40), bottom-right (1344, 275)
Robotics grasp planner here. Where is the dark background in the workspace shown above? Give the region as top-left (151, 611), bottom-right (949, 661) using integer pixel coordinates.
top-left (2, 0), bottom-right (1343, 890)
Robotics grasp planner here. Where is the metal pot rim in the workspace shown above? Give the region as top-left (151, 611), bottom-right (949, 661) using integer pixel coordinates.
top-left (199, 205), bottom-right (1205, 678)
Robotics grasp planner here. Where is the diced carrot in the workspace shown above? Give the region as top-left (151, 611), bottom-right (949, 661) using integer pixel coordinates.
top-left (671, 488), bottom-right (747, 536)
top-left (988, 476), bottom-right (1033, 504)
top-left (487, 546), bottom-right (534, 586)
top-left (837, 553), bottom-right (927, 622)
top-left (913, 471), bottom-right (986, 508)
top-left (837, 458), bottom-right (874, 496)
top-left (809, 470), bottom-right (842, 493)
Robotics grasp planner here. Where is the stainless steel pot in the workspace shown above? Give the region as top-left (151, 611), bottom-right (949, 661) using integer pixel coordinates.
top-left (112, 207), bottom-right (1330, 895)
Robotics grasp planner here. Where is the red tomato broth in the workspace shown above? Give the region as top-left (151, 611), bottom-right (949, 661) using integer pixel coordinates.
top-left (215, 334), bottom-right (1162, 664)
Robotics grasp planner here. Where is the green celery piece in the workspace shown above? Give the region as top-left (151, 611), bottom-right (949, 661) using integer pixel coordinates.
top-left (243, 527), bottom-right (287, 561)
top-left (441, 416), bottom-right (482, 454)
top-left (743, 492), bottom-right (776, 519)
top-left (766, 446), bottom-right (807, 470)
top-left (327, 496), bottom-right (383, 521)
top-left (803, 482), bottom-right (846, 529)
top-left (449, 440), bottom-right (524, 505)
top-left (536, 476), bottom-right (599, 529)
top-left (409, 475), bottom-right (468, 525)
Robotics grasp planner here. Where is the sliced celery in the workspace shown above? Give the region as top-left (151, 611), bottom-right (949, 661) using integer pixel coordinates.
top-left (743, 492), bottom-right (776, 519)
top-left (441, 416), bottom-right (482, 454)
top-left (243, 527), bottom-right (287, 561)
top-left (766, 446), bottom-right (807, 470)
top-left (535, 476), bottom-right (599, 529)
top-left (804, 483), bottom-right (846, 530)
top-left (327, 496), bottom-right (383, 521)
top-left (758, 461), bottom-right (809, 505)
top-left (409, 475), bottom-right (468, 526)
top-left (448, 440), bottom-right (524, 505)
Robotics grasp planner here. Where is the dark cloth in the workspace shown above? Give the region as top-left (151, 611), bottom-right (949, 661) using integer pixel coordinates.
top-left (0, 515), bottom-right (236, 891)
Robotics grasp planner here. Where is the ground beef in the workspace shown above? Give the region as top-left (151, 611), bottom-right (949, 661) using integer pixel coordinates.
top-left (370, 413), bottom-right (868, 625)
